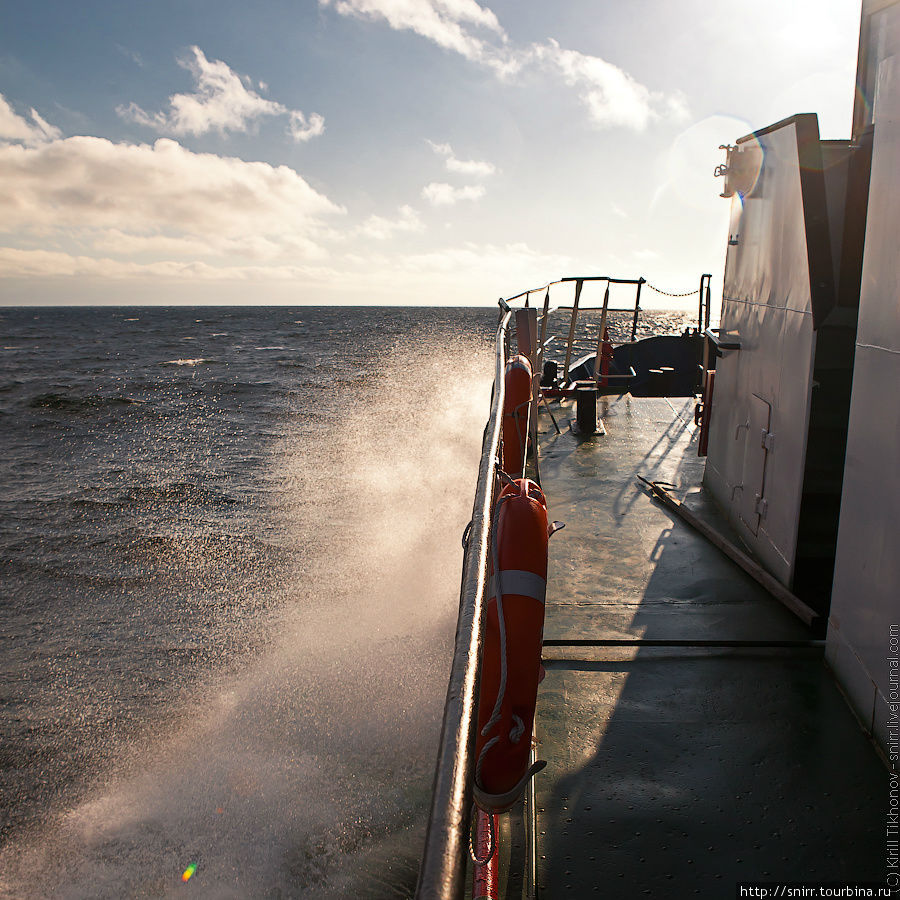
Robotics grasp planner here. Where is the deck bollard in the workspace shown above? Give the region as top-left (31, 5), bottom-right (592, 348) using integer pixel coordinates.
top-left (575, 380), bottom-right (597, 434)
top-left (658, 366), bottom-right (675, 396)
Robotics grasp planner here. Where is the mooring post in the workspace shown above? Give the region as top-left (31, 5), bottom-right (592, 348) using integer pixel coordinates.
top-left (575, 380), bottom-right (597, 434)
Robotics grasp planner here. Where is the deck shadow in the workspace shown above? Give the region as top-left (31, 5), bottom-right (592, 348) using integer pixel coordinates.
top-left (533, 398), bottom-right (885, 897)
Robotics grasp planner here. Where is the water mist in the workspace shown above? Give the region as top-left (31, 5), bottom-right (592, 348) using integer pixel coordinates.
top-left (0, 333), bottom-right (493, 899)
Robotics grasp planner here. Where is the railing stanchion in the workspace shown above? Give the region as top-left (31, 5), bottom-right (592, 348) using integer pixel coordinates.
top-left (562, 279), bottom-right (583, 383)
top-left (704, 274), bottom-right (712, 330)
top-left (630, 278), bottom-right (645, 342)
top-left (592, 280), bottom-right (611, 382)
top-left (538, 289), bottom-right (551, 381)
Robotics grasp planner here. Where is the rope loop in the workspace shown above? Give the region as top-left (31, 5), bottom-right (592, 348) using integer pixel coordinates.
top-left (468, 802), bottom-right (496, 865)
top-left (461, 519), bottom-right (473, 550)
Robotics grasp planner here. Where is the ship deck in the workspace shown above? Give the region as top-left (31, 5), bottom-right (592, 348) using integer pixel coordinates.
top-left (513, 395), bottom-right (885, 897)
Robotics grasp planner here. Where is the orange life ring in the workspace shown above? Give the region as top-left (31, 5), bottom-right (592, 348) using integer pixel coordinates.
top-left (502, 355), bottom-right (533, 478)
top-left (474, 477), bottom-right (549, 813)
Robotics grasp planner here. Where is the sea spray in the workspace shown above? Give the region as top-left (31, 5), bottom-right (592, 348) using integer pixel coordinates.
top-left (0, 330), bottom-right (493, 899)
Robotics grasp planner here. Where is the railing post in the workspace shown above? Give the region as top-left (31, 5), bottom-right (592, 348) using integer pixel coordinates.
top-left (592, 280), bottom-right (611, 382)
top-left (698, 274), bottom-right (705, 334)
top-left (538, 288), bottom-right (551, 381)
top-left (563, 279), bottom-right (584, 383)
top-left (630, 279), bottom-right (645, 342)
top-left (516, 307), bottom-right (541, 486)
top-left (704, 274), bottom-right (712, 330)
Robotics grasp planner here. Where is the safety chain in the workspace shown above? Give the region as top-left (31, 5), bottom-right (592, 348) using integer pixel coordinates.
top-left (644, 282), bottom-right (701, 298)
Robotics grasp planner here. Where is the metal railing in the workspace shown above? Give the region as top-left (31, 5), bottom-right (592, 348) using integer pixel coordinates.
top-left (416, 275), bottom-right (710, 895)
top-left (510, 274), bottom-right (712, 392)
top-left (415, 309), bottom-right (513, 900)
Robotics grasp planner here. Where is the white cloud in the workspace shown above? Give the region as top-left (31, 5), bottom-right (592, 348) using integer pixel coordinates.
top-left (533, 40), bottom-right (688, 131)
top-left (115, 44), bottom-right (145, 68)
top-left (365, 240), bottom-right (575, 302)
top-left (0, 239), bottom-right (575, 307)
top-left (0, 247), bottom-right (339, 282)
top-left (0, 135), bottom-right (344, 263)
top-left (319, 0), bottom-right (516, 74)
top-left (0, 240), bottom-right (578, 312)
top-left (358, 204), bottom-right (424, 240)
top-left (427, 139), bottom-right (496, 177)
top-left (0, 94), bottom-right (62, 145)
top-left (320, 2), bottom-right (686, 130)
top-left (288, 110), bottom-right (326, 142)
top-left (117, 46), bottom-right (325, 142)
top-left (421, 182), bottom-right (486, 205)
top-left (88, 230), bottom-right (308, 261)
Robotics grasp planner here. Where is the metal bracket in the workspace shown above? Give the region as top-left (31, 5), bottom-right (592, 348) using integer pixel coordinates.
top-left (755, 494), bottom-right (769, 518)
top-left (704, 327), bottom-right (741, 355)
top-left (761, 430), bottom-right (775, 452)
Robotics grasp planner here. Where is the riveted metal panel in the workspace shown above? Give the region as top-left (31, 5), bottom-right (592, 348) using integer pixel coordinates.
top-left (705, 118), bottom-right (823, 588)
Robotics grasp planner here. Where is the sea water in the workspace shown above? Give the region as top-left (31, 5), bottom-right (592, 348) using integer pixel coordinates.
top-left (0, 305), bottom-right (693, 898)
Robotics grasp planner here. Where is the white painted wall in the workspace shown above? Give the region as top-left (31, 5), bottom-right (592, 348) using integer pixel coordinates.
top-left (827, 8), bottom-right (900, 755)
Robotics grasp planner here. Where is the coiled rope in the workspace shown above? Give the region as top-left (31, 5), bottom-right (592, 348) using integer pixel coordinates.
top-left (469, 803), bottom-right (496, 865)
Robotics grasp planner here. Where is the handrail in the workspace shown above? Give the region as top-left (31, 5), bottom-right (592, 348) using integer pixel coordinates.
top-left (506, 274), bottom-right (702, 308)
top-left (561, 275), bottom-right (646, 285)
top-left (505, 275), bottom-right (645, 305)
top-left (555, 306), bottom-right (640, 313)
top-left (415, 308), bottom-right (513, 900)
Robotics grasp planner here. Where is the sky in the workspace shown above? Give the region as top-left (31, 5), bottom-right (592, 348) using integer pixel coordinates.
top-left (0, 0), bottom-right (862, 306)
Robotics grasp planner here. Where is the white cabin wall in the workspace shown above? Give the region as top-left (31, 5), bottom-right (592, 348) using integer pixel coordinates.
top-left (827, 8), bottom-right (900, 755)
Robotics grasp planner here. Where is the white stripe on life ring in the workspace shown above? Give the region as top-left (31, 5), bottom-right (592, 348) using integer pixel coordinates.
top-left (494, 569), bottom-right (546, 604)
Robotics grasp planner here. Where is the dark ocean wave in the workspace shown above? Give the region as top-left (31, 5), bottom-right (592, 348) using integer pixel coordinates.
top-left (0, 304), bottom-right (511, 895)
top-left (0, 558), bottom-right (151, 588)
top-left (116, 481), bottom-right (240, 506)
top-left (158, 356), bottom-right (217, 367)
top-left (27, 392), bottom-right (144, 412)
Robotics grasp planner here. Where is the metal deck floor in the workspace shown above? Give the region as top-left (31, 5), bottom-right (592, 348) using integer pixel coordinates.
top-left (528, 396), bottom-right (885, 897)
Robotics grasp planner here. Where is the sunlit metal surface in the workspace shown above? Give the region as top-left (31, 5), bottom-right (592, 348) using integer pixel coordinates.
top-left (829, 0), bottom-right (900, 757)
top-left (704, 115), bottom-right (829, 590)
top-left (415, 310), bottom-right (512, 900)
